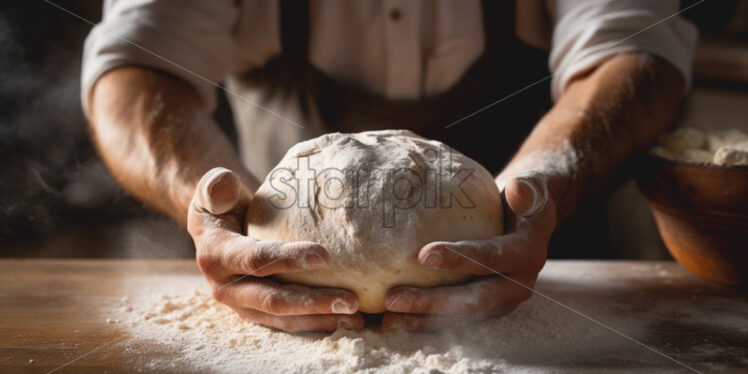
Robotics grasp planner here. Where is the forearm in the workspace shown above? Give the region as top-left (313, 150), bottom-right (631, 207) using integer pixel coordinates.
top-left (88, 67), bottom-right (259, 226)
top-left (498, 53), bottom-right (684, 224)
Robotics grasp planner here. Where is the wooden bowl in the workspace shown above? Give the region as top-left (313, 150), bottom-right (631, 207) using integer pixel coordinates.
top-left (636, 154), bottom-right (748, 287)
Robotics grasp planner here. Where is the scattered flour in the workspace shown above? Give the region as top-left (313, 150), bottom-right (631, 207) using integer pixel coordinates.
top-left (650, 127), bottom-right (748, 165)
top-left (110, 267), bottom-right (663, 374)
top-left (110, 263), bottom-right (748, 373)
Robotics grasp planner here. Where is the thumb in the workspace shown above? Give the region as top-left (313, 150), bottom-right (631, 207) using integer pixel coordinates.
top-left (504, 171), bottom-right (549, 218)
top-left (193, 167), bottom-right (246, 215)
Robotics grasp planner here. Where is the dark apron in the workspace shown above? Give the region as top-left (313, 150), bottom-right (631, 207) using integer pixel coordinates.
top-left (239, 0), bottom-right (610, 258)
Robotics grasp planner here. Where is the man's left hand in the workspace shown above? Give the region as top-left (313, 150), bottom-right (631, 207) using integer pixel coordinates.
top-left (383, 172), bottom-right (555, 329)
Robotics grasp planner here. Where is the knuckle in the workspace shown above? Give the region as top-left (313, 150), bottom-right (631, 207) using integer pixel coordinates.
top-left (241, 252), bottom-right (260, 274)
top-left (211, 286), bottom-right (228, 304)
top-left (196, 250), bottom-right (218, 275)
top-left (241, 242), bottom-right (270, 274)
top-left (259, 290), bottom-right (284, 315)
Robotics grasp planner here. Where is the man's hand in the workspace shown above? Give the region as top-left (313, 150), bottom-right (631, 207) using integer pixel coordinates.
top-left (382, 172), bottom-right (554, 330)
top-left (89, 68), bottom-right (364, 331)
top-left (187, 167), bottom-right (364, 332)
top-left (381, 54), bottom-right (685, 330)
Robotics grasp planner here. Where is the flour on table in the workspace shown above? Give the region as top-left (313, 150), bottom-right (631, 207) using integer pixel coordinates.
top-left (111, 263), bottom-right (748, 373)
top-left (110, 269), bottom-right (620, 373)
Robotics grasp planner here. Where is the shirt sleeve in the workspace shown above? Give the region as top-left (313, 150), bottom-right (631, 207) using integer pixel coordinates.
top-left (81, 0), bottom-right (238, 113)
top-left (549, 0), bottom-right (698, 101)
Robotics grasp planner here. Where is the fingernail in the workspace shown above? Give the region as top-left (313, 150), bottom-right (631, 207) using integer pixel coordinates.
top-left (331, 299), bottom-right (355, 314)
top-left (516, 177), bottom-right (547, 217)
top-left (421, 251), bottom-right (442, 268)
top-left (387, 295), bottom-right (411, 312)
top-left (517, 178), bottom-right (537, 210)
top-left (200, 168), bottom-right (240, 214)
top-left (338, 320), bottom-right (355, 330)
top-left (300, 252), bottom-right (326, 269)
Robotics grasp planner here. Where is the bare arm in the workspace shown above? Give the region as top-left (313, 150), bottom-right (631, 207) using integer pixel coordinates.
top-left (499, 53), bottom-right (684, 224)
top-left (87, 67), bottom-right (259, 226)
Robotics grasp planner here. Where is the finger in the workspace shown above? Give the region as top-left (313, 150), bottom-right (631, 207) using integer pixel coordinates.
top-left (418, 197), bottom-right (554, 276)
top-left (418, 235), bottom-right (541, 275)
top-left (213, 277), bottom-right (359, 316)
top-left (196, 231), bottom-right (329, 280)
top-left (504, 171), bottom-right (548, 218)
top-left (188, 168), bottom-right (332, 279)
top-left (188, 167), bottom-right (251, 236)
top-left (235, 308), bottom-right (365, 333)
top-left (195, 167), bottom-right (249, 215)
top-left (385, 276), bottom-right (534, 316)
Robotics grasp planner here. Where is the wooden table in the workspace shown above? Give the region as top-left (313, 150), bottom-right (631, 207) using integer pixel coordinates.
top-left (1, 259), bottom-right (746, 373)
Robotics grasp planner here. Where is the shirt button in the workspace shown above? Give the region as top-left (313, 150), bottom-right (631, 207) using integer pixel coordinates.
top-left (389, 8), bottom-right (401, 22)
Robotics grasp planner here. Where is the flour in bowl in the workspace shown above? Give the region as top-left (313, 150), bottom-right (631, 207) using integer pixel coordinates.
top-left (650, 127), bottom-right (748, 165)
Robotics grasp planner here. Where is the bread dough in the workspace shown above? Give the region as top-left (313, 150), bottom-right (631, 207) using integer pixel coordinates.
top-left (246, 130), bottom-right (504, 313)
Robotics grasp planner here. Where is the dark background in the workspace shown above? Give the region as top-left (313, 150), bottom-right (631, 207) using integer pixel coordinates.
top-left (1, 0), bottom-right (746, 259)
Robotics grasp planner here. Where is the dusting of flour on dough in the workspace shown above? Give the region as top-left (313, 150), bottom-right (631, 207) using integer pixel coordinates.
top-left (246, 130), bottom-right (504, 313)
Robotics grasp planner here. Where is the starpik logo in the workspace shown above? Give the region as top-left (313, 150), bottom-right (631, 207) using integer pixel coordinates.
top-left (264, 144), bottom-right (476, 228)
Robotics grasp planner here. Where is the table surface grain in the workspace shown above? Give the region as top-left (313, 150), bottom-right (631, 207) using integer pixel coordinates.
top-left (0, 259), bottom-right (746, 374)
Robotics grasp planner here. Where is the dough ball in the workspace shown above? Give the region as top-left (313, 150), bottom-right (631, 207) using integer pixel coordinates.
top-left (246, 130), bottom-right (504, 313)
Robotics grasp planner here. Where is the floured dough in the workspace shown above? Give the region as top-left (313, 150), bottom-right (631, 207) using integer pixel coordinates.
top-left (246, 130), bottom-right (504, 313)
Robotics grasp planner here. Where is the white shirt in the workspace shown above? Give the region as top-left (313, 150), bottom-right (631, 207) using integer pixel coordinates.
top-left (82, 0), bottom-right (697, 111)
top-left (81, 0), bottom-right (698, 177)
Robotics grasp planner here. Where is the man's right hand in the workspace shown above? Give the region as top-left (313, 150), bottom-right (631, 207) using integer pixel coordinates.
top-left (187, 167), bottom-right (363, 332)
